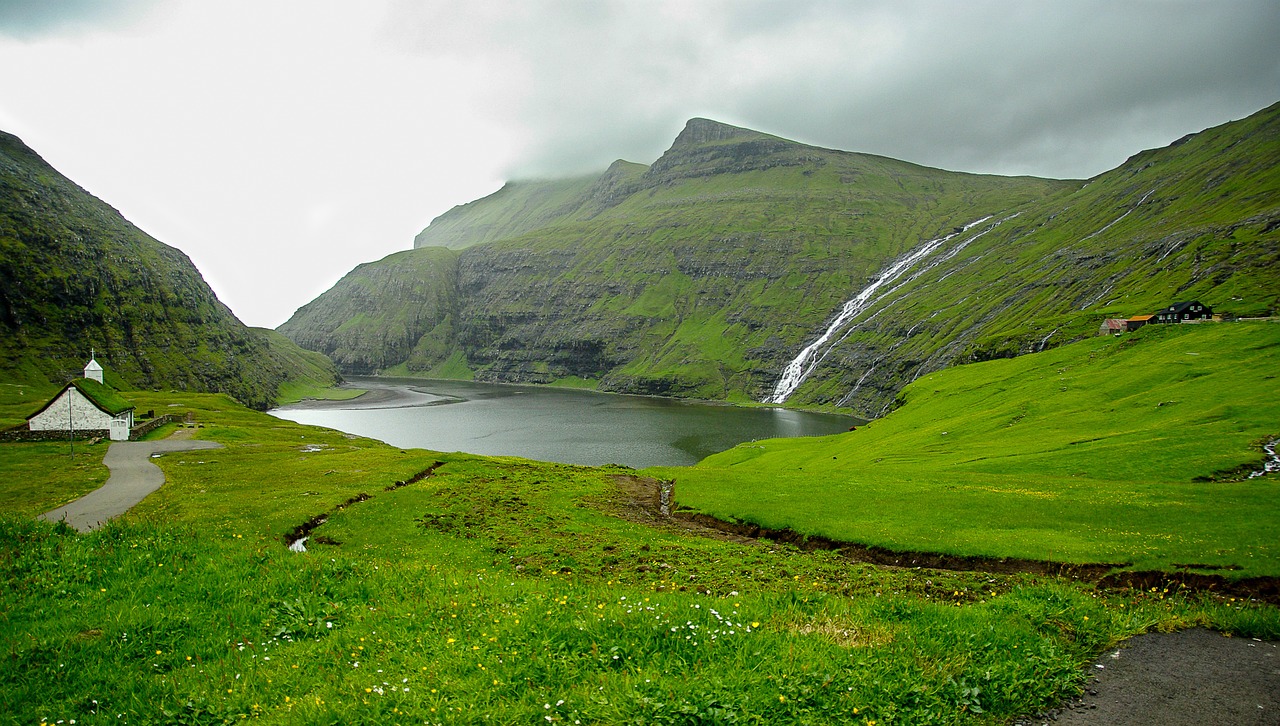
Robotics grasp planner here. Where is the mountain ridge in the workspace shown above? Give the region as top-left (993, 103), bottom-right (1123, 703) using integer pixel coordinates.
top-left (286, 116), bottom-right (1073, 409)
top-left (285, 104), bottom-right (1278, 414)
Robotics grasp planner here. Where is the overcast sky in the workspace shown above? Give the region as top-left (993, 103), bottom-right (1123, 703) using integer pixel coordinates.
top-left (1, 1), bottom-right (1277, 328)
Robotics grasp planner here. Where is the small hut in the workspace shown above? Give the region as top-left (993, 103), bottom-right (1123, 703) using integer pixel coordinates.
top-left (1098, 318), bottom-right (1127, 336)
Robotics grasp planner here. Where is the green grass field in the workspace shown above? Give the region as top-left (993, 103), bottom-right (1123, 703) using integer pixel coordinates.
top-left (654, 322), bottom-right (1280, 577)
top-left (2, 323), bottom-right (1279, 723)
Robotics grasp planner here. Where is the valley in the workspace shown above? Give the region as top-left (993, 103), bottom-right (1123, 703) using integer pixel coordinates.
top-left (3, 319), bottom-right (1278, 722)
top-left (1, 99), bottom-right (1278, 723)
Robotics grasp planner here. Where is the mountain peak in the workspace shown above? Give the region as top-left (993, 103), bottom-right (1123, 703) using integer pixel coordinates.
top-left (672, 118), bottom-right (763, 147)
top-left (645, 117), bottom-right (800, 183)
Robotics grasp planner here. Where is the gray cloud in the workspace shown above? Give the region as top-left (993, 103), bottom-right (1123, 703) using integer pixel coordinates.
top-left (390, 0), bottom-right (1280, 180)
top-left (2, 1), bottom-right (1276, 327)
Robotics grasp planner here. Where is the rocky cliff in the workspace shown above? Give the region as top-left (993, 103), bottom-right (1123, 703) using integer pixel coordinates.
top-left (278, 247), bottom-right (461, 375)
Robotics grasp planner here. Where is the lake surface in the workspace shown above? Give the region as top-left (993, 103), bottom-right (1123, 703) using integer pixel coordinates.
top-left (269, 378), bottom-right (857, 468)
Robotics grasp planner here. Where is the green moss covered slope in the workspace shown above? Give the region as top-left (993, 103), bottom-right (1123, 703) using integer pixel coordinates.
top-left (283, 105), bottom-right (1278, 413)
top-left (0, 131), bottom-right (338, 409)
top-left (285, 118), bottom-right (1069, 398)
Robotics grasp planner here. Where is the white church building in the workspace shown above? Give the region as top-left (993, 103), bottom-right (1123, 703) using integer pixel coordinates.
top-left (27, 355), bottom-right (135, 441)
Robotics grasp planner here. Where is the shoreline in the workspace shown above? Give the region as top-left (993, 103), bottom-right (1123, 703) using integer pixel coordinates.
top-left (272, 380), bottom-right (460, 412)
top-left (277, 375), bottom-right (864, 421)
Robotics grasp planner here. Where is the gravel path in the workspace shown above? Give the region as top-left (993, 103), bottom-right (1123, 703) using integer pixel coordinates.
top-left (38, 437), bottom-right (223, 532)
top-left (1017, 628), bottom-right (1280, 725)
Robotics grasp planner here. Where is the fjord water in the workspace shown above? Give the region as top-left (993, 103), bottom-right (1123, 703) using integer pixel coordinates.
top-left (270, 378), bottom-right (856, 468)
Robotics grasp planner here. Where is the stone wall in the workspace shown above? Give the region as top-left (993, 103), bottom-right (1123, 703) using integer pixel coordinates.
top-left (0, 413), bottom-right (182, 443)
top-left (128, 414), bottom-right (181, 440)
top-left (0, 426), bottom-right (108, 443)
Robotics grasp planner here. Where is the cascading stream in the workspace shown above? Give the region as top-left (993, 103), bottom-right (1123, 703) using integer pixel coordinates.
top-left (1249, 440), bottom-right (1279, 479)
top-left (764, 216), bottom-right (995, 405)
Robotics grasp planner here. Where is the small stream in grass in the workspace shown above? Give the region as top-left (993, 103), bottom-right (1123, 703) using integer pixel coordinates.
top-left (269, 377), bottom-right (858, 469)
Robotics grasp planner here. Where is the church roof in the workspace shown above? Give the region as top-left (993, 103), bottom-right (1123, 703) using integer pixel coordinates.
top-left (70, 379), bottom-right (134, 415)
top-left (84, 357), bottom-right (103, 372)
top-left (26, 378), bottom-right (135, 420)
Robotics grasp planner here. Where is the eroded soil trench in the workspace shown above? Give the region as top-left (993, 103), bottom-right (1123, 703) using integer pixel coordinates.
top-left (609, 475), bottom-right (1280, 605)
top-left (283, 461), bottom-right (444, 551)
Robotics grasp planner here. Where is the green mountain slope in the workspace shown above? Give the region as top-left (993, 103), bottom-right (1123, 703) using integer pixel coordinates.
top-left (782, 101), bottom-right (1280, 413)
top-left (283, 105), bottom-right (1278, 413)
top-left (278, 247), bottom-right (462, 375)
top-left (286, 118), bottom-right (1069, 399)
top-left (656, 321), bottom-right (1280, 576)
top-left (0, 131), bottom-right (339, 409)
top-left (411, 166), bottom-right (635, 250)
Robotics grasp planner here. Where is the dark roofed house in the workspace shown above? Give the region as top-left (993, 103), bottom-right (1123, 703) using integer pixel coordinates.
top-left (27, 357), bottom-right (135, 441)
top-left (1154, 301), bottom-right (1213, 324)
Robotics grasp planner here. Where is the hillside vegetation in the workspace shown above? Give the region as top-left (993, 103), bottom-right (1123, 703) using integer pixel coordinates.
top-left (279, 247), bottom-right (462, 376)
top-left (655, 322), bottom-right (1280, 577)
top-left (0, 131), bottom-right (340, 409)
top-left (281, 118), bottom-right (1071, 405)
top-left (281, 104), bottom-right (1279, 415)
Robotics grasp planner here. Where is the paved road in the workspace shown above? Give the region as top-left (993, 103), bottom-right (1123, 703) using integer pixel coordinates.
top-left (39, 438), bottom-right (224, 532)
top-left (1016, 628), bottom-right (1280, 725)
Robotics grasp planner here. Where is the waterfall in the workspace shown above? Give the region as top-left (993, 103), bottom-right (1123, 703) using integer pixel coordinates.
top-left (1083, 188), bottom-right (1156, 242)
top-left (1249, 440), bottom-right (1279, 479)
top-left (764, 216), bottom-right (998, 405)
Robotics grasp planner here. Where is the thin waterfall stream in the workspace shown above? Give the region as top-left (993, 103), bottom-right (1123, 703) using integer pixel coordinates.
top-left (765, 216), bottom-right (997, 404)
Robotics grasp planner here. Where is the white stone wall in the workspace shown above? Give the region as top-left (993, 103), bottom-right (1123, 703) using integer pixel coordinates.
top-left (28, 388), bottom-right (114, 432)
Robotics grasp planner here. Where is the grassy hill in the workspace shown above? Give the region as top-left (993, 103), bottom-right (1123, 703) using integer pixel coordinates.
top-left (654, 321), bottom-right (1280, 577)
top-left (283, 105), bottom-right (1279, 414)
top-left (783, 101), bottom-right (1280, 413)
top-left (0, 130), bottom-right (340, 409)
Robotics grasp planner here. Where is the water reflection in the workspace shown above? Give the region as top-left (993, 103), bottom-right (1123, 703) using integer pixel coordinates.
top-left (270, 377), bottom-right (857, 469)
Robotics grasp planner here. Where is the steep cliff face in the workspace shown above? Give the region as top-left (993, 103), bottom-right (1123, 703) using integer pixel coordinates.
top-left (278, 247), bottom-right (461, 375)
top-left (0, 131), bottom-right (338, 408)
top-left (285, 105), bottom-right (1279, 414)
